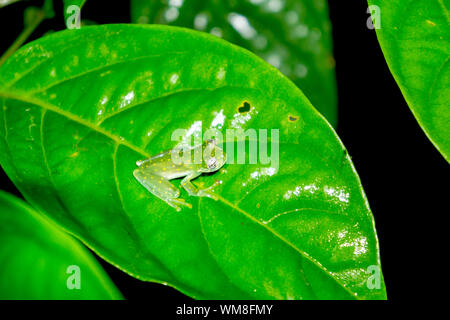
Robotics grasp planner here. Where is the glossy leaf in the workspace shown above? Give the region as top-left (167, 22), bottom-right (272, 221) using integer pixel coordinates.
top-left (131, 0), bottom-right (338, 126)
top-left (368, 0), bottom-right (450, 162)
top-left (0, 25), bottom-right (385, 299)
top-left (0, 190), bottom-right (123, 299)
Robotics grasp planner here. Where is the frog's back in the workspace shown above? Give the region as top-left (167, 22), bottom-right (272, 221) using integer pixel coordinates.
top-left (137, 150), bottom-right (171, 167)
top-left (149, 150), bottom-right (173, 163)
top-left (137, 148), bottom-right (197, 179)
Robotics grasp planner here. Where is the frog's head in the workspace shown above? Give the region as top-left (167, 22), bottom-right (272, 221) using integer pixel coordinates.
top-left (201, 139), bottom-right (227, 173)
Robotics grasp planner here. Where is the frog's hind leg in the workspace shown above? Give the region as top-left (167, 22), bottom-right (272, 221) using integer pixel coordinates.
top-left (180, 172), bottom-right (221, 201)
top-left (133, 169), bottom-right (192, 211)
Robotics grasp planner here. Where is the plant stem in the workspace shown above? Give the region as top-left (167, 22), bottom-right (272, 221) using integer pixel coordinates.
top-left (0, 9), bottom-right (46, 67)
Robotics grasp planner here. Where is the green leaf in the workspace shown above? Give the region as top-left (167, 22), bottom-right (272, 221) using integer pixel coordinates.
top-left (131, 0), bottom-right (337, 127)
top-left (0, 24), bottom-right (385, 299)
top-left (0, 190), bottom-right (123, 299)
top-left (368, 0), bottom-right (450, 162)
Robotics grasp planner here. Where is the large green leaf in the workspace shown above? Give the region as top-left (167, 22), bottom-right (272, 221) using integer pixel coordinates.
top-left (131, 0), bottom-right (337, 127)
top-left (368, 0), bottom-right (450, 162)
top-left (0, 190), bottom-right (123, 299)
top-left (0, 24), bottom-right (385, 299)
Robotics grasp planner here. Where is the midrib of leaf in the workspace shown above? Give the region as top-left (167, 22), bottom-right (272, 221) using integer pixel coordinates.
top-left (195, 199), bottom-right (253, 299)
top-left (214, 194), bottom-right (357, 299)
top-left (38, 99), bottom-right (179, 285)
top-left (111, 143), bottom-right (183, 285)
top-left (196, 198), bottom-right (318, 300)
top-left (0, 90), bottom-right (151, 158)
top-left (0, 89), bottom-right (357, 299)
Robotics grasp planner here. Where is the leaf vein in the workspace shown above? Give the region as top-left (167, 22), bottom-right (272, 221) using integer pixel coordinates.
top-left (25, 51), bottom-right (188, 94)
top-left (215, 195), bottom-right (357, 299)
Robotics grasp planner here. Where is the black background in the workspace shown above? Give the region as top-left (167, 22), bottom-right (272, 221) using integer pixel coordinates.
top-left (0, 0), bottom-right (447, 303)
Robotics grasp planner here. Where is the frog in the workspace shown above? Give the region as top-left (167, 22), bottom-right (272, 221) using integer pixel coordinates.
top-left (133, 139), bottom-right (227, 211)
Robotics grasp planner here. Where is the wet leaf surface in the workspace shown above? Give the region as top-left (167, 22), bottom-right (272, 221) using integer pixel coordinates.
top-left (0, 25), bottom-right (385, 299)
top-left (131, 0), bottom-right (338, 126)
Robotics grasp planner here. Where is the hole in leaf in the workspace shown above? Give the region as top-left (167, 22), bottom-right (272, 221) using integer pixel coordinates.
top-left (288, 115), bottom-right (299, 122)
top-left (238, 101), bottom-right (251, 113)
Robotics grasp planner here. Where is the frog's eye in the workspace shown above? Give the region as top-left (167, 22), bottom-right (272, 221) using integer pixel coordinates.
top-left (207, 158), bottom-right (217, 169)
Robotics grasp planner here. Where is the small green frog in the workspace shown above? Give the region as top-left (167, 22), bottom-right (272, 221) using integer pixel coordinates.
top-left (133, 140), bottom-right (226, 211)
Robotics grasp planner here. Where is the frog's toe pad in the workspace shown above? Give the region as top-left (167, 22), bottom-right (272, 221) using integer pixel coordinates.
top-left (198, 190), bottom-right (219, 201)
top-left (169, 198), bottom-right (192, 210)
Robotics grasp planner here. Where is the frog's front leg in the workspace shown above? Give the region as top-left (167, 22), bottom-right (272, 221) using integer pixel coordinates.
top-left (180, 172), bottom-right (220, 201)
top-left (133, 169), bottom-right (192, 211)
